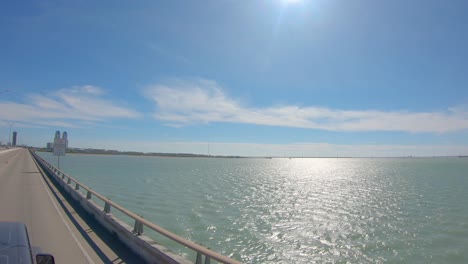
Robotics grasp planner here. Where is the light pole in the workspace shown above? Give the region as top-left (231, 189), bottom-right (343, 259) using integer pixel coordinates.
top-left (0, 89), bottom-right (15, 145)
top-left (8, 122), bottom-right (15, 147)
top-left (0, 90), bottom-right (11, 146)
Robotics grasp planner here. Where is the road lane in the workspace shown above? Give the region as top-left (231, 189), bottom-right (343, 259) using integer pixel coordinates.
top-left (0, 148), bottom-right (143, 263)
top-left (0, 148), bottom-right (94, 263)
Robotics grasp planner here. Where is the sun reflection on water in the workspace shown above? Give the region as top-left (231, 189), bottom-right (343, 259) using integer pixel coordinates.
top-left (39, 153), bottom-right (468, 263)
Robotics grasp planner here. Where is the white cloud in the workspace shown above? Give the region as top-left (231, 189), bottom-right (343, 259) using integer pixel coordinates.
top-left (145, 79), bottom-right (468, 133)
top-left (0, 85), bottom-right (141, 128)
top-left (69, 85), bottom-right (105, 96)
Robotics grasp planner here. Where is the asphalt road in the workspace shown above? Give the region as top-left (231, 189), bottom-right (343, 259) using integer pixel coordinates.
top-left (0, 148), bottom-right (145, 264)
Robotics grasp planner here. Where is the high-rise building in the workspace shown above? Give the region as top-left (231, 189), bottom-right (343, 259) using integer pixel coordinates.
top-left (63, 131), bottom-right (68, 148)
top-left (52, 131), bottom-right (69, 155)
top-left (12, 131), bottom-right (17, 146)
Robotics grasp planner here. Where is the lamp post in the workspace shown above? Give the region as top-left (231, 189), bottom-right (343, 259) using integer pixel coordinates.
top-left (8, 122), bottom-right (15, 147)
top-left (1, 90), bottom-right (12, 146)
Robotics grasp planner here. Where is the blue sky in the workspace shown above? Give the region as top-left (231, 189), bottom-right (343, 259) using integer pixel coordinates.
top-left (1, 0), bottom-right (468, 156)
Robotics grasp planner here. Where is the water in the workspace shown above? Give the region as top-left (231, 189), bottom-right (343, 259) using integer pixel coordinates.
top-left (38, 153), bottom-right (468, 263)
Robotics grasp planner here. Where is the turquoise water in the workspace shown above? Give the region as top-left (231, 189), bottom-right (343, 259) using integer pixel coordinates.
top-left (38, 153), bottom-right (468, 263)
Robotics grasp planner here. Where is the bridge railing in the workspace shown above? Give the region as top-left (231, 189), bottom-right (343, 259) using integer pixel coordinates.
top-left (31, 151), bottom-right (242, 264)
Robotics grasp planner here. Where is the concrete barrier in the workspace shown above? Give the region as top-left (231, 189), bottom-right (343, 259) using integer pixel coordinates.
top-left (31, 151), bottom-right (193, 264)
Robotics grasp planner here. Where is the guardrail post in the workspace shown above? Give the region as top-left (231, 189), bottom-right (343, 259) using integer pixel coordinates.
top-left (75, 183), bottom-right (80, 190)
top-left (86, 191), bottom-right (92, 199)
top-left (195, 252), bottom-right (202, 264)
top-left (205, 256), bottom-right (211, 264)
top-left (133, 220), bottom-right (144, 235)
top-left (104, 202), bottom-right (111, 213)
top-left (62, 174), bottom-right (65, 180)
top-left (67, 178), bottom-right (71, 184)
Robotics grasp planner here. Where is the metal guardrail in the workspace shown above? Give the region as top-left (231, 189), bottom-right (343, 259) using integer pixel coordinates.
top-left (31, 151), bottom-right (242, 264)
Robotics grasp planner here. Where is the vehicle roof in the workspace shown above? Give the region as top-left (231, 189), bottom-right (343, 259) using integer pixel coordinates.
top-left (0, 222), bottom-right (33, 264)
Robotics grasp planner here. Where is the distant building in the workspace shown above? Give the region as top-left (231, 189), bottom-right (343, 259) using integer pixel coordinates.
top-left (63, 131), bottom-right (68, 148)
top-left (52, 131), bottom-right (69, 156)
top-left (12, 131), bottom-right (17, 146)
top-left (53, 131), bottom-right (68, 148)
top-left (46, 142), bottom-right (54, 150)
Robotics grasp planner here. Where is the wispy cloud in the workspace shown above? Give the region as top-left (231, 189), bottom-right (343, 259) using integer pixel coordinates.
top-left (146, 42), bottom-right (191, 65)
top-left (145, 79), bottom-right (468, 133)
top-left (0, 85), bottom-right (141, 128)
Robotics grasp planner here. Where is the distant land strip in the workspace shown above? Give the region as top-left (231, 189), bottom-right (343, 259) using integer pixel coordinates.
top-left (24, 147), bottom-right (468, 159)
top-left (35, 147), bottom-right (245, 158)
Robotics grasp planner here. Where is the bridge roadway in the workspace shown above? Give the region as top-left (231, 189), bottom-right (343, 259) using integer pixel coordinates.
top-left (0, 148), bottom-right (145, 263)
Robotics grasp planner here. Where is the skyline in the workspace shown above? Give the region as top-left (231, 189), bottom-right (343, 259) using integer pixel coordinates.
top-left (1, 0), bottom-right (468, 156)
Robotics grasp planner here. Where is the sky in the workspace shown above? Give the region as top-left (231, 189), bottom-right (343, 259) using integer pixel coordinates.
top-left (1, 0), bottom-right (468, 157)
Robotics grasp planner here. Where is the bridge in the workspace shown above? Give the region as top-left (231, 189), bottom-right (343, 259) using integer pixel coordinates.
top-left (0, 148), bottom-right (241, 264)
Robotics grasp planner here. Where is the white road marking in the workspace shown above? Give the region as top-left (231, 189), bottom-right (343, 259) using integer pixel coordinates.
top-left (38, 165), bottom-right (96, 264)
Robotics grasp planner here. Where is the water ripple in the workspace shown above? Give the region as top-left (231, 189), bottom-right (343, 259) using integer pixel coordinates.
top-left (39, 154), bottom-right (468, 263)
